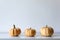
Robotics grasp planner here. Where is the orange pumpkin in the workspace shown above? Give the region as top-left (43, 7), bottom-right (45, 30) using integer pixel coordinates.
top-left (17, 28), bottom-right (21, 35)
top-left (9, 25), bottom-right (21, 37)
top-left (25, 28), bottom-right (36, 37)
top-left (40, 25), bottom-right (54, 37)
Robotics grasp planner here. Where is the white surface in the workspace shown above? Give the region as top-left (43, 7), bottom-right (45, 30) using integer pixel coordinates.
top-left (0, 32), bottom-right (60, 40)
top-left (0, 0), bottom-right (60, 33)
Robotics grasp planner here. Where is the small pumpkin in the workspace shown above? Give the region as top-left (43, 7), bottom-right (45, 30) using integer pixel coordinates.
top-left (25, 28), bottom-right (36, 37)
top-left (17, 28), bottom-right (21, 35)
top-left (40, 25), bottom-right (54, 37)
top-left (9, 25), bottom-right (21, 37)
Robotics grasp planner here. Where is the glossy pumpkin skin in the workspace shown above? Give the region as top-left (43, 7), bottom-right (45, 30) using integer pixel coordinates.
top-left (25, 28), bottom-right (36, 37)
top-left (40, 25), bottom-right (54, 37)
top-left (9, 25), bottom-right (21, 37)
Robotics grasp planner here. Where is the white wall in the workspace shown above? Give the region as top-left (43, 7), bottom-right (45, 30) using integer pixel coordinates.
top-left (0, 0), bottom-right (60, 32)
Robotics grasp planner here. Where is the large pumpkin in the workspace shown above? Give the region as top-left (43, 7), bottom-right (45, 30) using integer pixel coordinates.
top-left (25, 28), bottom-right (36, 37)
top-left (40, 25), bottom-right (54, 37)
top-left (9, 25), bottom-right (21, 37)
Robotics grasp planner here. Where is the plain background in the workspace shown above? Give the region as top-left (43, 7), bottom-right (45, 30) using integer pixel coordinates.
top-left (0, 0), bottom-right (60, 33)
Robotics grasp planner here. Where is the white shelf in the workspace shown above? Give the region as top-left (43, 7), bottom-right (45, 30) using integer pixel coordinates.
top-left (0, 32), bottom-right (60, 40)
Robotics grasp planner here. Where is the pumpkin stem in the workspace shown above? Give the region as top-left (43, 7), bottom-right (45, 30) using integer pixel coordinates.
top-left (46, 25), bottom-right (48, 27)
top-left (13, 25), bottom-right (16, 28)
top-left (30, 28), bottom-right (31, 29)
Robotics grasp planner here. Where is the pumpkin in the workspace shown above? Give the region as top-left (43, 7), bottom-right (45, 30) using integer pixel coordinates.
top-left (9, 25), bottom-right (21, 37)
top-left (17, 28), bottom-right (21, 35)
top-left (40, 25), bottom-right (54, 37)
top-left (25, 28), bottom-right (36, 37)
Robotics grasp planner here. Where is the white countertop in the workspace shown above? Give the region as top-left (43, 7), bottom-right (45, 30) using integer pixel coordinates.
top-left (0, 32), bottom-right (60, 40)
